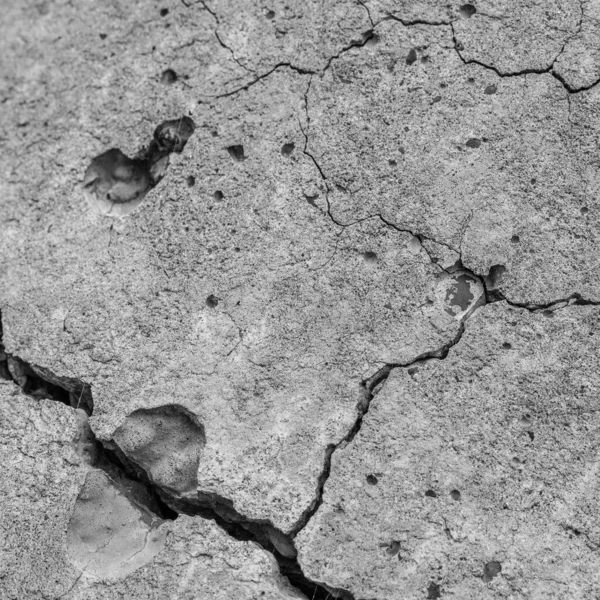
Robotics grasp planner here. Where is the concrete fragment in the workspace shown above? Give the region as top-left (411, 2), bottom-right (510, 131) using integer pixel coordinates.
top-left (297, 302), bottom-right (600, 598)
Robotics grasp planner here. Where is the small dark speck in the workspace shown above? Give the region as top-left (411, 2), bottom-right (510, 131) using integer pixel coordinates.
top-left (160, 7), bottom-right (169, 16)
top-left (99, 33), bottom-right (107, 39)
top-left (482, 561), bottom-right (502, 583)
top-left (389, 159), bottom-right (397, 167)
top-left (427, 581), bottom-right (441, 599)
top-left (502, 342), bottom-right (512, 350)
top-left (406, 48), bottom-right (418, 65)
top-left (161, 69), bottom-right (177, 85)
top-left (466, 138), bottom-right (482, 148)
top-left (206, 295), bottom-right (219, 308)
top-left (281, 142), bottom-right (295, 156)
top-left (459, 4), bottom-right (477, 18)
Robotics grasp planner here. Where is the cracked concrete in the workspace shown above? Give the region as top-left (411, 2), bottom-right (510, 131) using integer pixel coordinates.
top-left (2, 0), bottom-right (600, 598)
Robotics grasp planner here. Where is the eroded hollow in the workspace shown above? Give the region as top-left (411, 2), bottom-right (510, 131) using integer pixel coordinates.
top-left (111, 405), bottom-right (205, 496)
top-left (83, 116), bottom-right (195, 217)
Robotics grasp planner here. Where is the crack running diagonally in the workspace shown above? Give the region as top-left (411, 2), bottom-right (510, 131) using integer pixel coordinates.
top-left (0, 312), bottom-right (354, 600)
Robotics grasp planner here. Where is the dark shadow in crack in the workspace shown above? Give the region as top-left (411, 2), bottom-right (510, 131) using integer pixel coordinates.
top-left (0, 309), bottom-right (353, 600)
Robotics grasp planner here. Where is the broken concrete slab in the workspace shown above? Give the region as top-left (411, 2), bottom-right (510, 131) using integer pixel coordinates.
top-left (0, 380), bottom-right (303, 600)
top-left (306, 17), bottom-right (600, 304)
top-left (296, 301), bottom-right (600, 598)
top-left (0, 51), bottom-right (484, 533)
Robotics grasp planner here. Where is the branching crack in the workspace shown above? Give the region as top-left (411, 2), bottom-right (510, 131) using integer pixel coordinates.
top-left (0, 312), bottom-right (353, 600)
top-left (449, 7), bottom-right (599, 95)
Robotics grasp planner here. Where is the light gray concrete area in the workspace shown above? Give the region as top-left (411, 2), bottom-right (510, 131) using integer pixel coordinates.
top-left (1, 1), bottom-right (600, 598)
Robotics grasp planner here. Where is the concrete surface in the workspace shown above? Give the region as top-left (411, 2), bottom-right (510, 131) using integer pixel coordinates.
top-left (1, 0), bottom-right (600, 598)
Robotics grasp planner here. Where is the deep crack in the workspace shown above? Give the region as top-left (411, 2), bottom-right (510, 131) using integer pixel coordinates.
top-left (0, 311), bottom-right (353, 600)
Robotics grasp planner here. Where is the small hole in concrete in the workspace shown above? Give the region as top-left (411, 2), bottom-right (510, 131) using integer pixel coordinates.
top-left (305, 194), bottom-right (318, 206)
top-left (486, 264), bottom-right (507, 288)
top-left (153, 116), bottom-right (195, 154)
top-left (266, 9), bottom-right (275, 19)
top-left (502, 342), bottom-right (511, 349)
top-left (421, 55), bottom-right (430, 63)
top-left (511, 234), bottom-right (520, 243)
top-left (186, 175), bottom-right (195, 187)
top-left (466, 138), bottom-right (482, 148)
top-left (543, 309), bottom-right (555, 317)
top-left (281, 143), bottom-right (295, 156)
top-left (99, 33), bottom-right (107, 40)
top-left (389, 159), bottom-right (397, 167)
top-left (386, 541), bottom-right (401, 556)
top-left (206, 295), bottom-right (219, 308)
top-left (366, 474), bottom-right (378, 485)
top-left (160, 8), bottom-right (169, 16)
top-left (581, 206), bottom-right (589, 214)
top-left (227, 145), bottom-right (246, 162)
top-left (459, 4), bottom-right (477, 18)
top-left (161, 69), bottom-right (178, 85)
top-left (450, 489), bottom-right (461, 501)
top-left (425, 489), bottom-right (437, 498)
top-left (214, 191), bottom-right (224, 201)
top-left (406, 49), bottom-right (418, 65)
top-left (427, 581), bottom-right (441, 599)
top-left (482, 561), bottom-right (502, 583)
top-left (363, 251), bottom-right (378, 264)
top-left (484, 84), bottom-right (497, 95)
top-left (432, 95), bottom-right (442, 103)
top-left (527, 431), bottom-right (534, 441)
top-left (365, 32), bottom-right (379, 47)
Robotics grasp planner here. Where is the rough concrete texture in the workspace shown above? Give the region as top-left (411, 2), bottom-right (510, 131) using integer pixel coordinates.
top-left (2, 0), bottom-right (600, 598)
top-left (296, 302), bottom-right (600, 598)
top-left (0, 381), bottom-right (301, 599)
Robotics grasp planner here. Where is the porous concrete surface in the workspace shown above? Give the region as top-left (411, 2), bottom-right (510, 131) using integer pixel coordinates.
top-left (296, 302), bottom-right (600, 598)
top-left (0, 382), bottom-right (300, 600)
top-left (1, 0), bottom-right (600, 598)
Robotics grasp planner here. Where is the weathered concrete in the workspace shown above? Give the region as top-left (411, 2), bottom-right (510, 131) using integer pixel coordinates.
top-left (2, 0), bottom-right (600, 598)
top-left (297, 301), bottom-right (600, 598)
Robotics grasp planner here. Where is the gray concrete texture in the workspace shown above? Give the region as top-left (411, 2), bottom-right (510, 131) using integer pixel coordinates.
top-left (0, 0), bottom-right (599, 598)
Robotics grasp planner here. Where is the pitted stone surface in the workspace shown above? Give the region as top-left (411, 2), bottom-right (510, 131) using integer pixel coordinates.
top-left (0, 51), bottom-right (479, 531)
top-left (3, 0), bottom-right (600, 597)
top-left (453, 0), bottom-right (581, 73)
top-left (0, 381), bottom-right (303, 599)
top-left (306, 18), bottom-right (600, 304)
top-left (296, 302), bottom-right (600, 598)
top-left (0, 383), bottom-right (84, 600)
